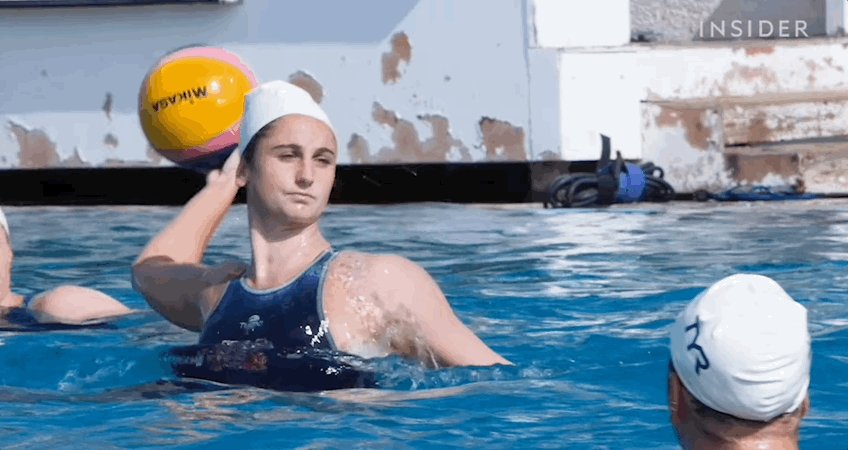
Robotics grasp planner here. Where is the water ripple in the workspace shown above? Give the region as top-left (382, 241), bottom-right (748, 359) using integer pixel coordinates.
top-left (0, 201), bottom-right (846, 448)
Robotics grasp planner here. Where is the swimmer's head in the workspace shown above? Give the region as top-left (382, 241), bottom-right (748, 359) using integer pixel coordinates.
top-left (236, 81), bottom-right (337, 226)
top-left (238, 80), bottom-right (336, 161)
top-left (668, 274), bottom-right (810, 448)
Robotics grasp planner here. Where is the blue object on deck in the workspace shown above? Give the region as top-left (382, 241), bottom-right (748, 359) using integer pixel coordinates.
top-left (616, 163), bottom-right (647, 203)
top-left (696, 185), bottom-right (821, 202)
top-left (544, 135), bottom-right (674, 208)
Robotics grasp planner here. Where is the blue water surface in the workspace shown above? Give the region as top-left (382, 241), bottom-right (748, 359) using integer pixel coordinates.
top-left (0, 201), bottom-right (846, 449)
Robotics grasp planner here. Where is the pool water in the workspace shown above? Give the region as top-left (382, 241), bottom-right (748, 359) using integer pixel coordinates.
top-left (0, 202), bottom-right (846, 449)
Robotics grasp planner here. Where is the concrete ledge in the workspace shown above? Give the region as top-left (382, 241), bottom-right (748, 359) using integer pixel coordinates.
top-left (0, 161), bottom-right (594, 206)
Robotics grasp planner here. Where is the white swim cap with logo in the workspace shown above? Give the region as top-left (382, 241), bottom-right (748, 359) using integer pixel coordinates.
top-left (238, 80), bottom-right (336, 154)
top-left (669, 274), bottom-right (811, 422)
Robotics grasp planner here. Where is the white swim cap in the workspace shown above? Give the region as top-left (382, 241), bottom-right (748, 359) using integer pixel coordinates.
top-left (669, 274), bottom-right (811, 422)
top-left (0, 206), bottom-right (8, 239)
top-left (238, 80), bottom-right (335, 154)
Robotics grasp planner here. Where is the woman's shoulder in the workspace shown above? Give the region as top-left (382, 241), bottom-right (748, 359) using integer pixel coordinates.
top-left (329, 250), bottom-right (429, 287)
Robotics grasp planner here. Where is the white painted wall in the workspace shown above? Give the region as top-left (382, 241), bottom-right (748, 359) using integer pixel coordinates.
top-left (1, 0), bottom-right (845, 197)
top-left (550, 38), bottom-right (848, 162)
top-left (529, 0), bottom-right (630, 48)
top-left (0, 0), bottom-right (535, 167)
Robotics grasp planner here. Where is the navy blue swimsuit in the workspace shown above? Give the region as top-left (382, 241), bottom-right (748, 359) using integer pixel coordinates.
top-left (198, 249), bottom-right (338, 351)
top-left (170, 250), bottom-right (377, 391)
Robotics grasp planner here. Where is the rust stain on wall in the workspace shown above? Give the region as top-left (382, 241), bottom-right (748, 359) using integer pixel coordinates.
top-left (537, 150), bottom-right (560, 160)
top-left (102, 92), bottom-right (113, 121)
top-left (479, 117), bottom-right (527, 161)
top-left (61, 147), bottom-right (90, 167)
top-left (371, 102), bottom-right (422, 162)
top-left (103, 158), bottom-right (159, 167)
top-left (8, 121), bottom-right (61, 168)
top-left (347, 133), bottom-right (371, 163)
top-left (419, 114), bottom-right (471, 162)
top-left (381, 32), bottom-right (412, 84)
top-left (746, 114), bottom-right (771, 144)
top-left (726, 153), bottom-right (799, 184)
top-left (806, 59), bottom-right (820, 86)
top-left (645, 89), bottom-right (663, 101)
top-left (288, 71), bottom-right (324, 103)
top-left (369, 102), bottom-right (468, 162)
top-left (722, 63), bottom-right (777, 91)
top-left (104, 133), bottom-right (119, 148)
top-left (823, 57), bottom-right (845, 73)
top-left (655, 108), bottom-right (712, 151)
top-left (372, 102), bottom-right (398, 127)
top-left (744, 46), bottom-right (774, 57)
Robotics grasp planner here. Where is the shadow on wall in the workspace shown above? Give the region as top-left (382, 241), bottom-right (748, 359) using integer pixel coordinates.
top-left (0, 0), bottom-right (420, 116)
top-left (0, 0), bottom-right (420, 45)
top-left (699, 0), bottom-right (826, 41)
top-left (630, 0), bottom-right (826, 43)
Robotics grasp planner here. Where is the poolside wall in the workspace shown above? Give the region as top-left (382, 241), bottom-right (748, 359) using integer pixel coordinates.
top-left (2, 0), bottom-right (848, 202)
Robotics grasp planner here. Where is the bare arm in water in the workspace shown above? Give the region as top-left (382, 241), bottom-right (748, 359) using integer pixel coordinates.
top-left (131, 150), bottom-right (246, 331)
top-left (28, 285), bottom-right (134, 325)
top-left (0, 215), bottom-right (134, 325)
top-left (369, 254), bottom-right (512, 367)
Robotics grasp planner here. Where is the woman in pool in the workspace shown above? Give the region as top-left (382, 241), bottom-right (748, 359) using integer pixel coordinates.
top-left (0, 207), bottom-right (134, 326)
top-left (132, 80), bottom-right (511, 372)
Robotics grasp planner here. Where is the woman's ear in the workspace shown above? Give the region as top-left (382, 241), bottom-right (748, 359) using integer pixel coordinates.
top-left (800, 394), bottom-right (810, 418)
top-left (669, 370), bottom-right (689, 426)
top-left (236, 159), bottom-right (248, 187)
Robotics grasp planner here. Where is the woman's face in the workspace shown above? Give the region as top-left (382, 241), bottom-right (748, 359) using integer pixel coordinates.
top-left (241, 114), bottom-right (338, 227)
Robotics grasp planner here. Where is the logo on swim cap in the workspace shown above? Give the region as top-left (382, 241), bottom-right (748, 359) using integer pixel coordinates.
top-left (686, 316), bottom-right (710, 375)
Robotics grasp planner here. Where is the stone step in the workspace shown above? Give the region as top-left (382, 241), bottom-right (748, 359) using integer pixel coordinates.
top-left (725, 140), bottom-right (848, 193)
top-left (642, 91), bottom-right (848, 194)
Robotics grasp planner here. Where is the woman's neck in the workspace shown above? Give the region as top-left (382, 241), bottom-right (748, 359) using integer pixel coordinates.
top-left (246, 217), bottom-right (331, 290)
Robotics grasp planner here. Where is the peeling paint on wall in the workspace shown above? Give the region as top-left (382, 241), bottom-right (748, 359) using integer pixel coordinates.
top-left (655, 107), bottom-right (713, 150)
top-left (726, 152), bottom-right (800, 184)
top-left (371, 101), bottom-right (419, 162)
top-left (8, 121), bottom-right (61, 168)
top-left (822, 56), bottom-right (845, 73)
top-left (347, 133), bottom-right (371, 163)
top-left (104, 133), bottom-right (119, 148)
top-left (745, 113), bottom-right (770, 143)
top-left (537, 150), bottom-right (560, 160)
top-left (642, 103), bottom-right (731, 193)
top-left (102, 92), bottom-right (113, 121)
top-left (802, 146), bottom-right (848, 192)
top-left (370, 102), bottom-right (470, 162)
top-left (288, 71), bottom-right (324, 104)
top-left (743, 46), bottom-right (774, 57)
top-left (381, 32), bottom-right (412, 84)
top-left (479, 117), bottom-right (527, 161)
top-left (0, 0), bottom-right (535, 169)
top-left (418, 114), bottom-right (471, 162)
top-left (61, 148), bottom-right (90, 167)
top-left (722, 94), bottom-right (848, 145)
top-left (722, 63), bottom-right (778, 92)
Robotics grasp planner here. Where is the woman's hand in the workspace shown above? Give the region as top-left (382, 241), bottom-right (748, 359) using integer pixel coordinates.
top-left (206, 148), bottom-right (242, 191)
